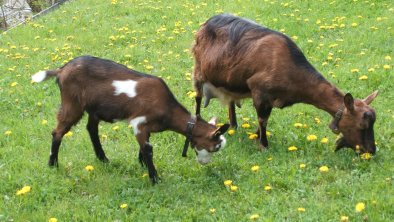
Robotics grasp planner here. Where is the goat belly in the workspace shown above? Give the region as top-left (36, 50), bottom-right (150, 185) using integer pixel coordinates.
top-left (87, 103), bottom-right (132, 123)
top-left (202, 82), bottom-right (249, 106)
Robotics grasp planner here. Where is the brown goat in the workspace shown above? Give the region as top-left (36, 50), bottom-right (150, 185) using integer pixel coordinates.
top-left (192, 14), bottom-right (378, 154)
top-left (32, 56), bottom-right (229, 184)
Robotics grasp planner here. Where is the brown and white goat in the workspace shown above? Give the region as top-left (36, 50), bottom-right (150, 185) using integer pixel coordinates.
top-left (32, 56), bottom-right (229, 184)
top-left (192, 14), bottom-right (378, 154)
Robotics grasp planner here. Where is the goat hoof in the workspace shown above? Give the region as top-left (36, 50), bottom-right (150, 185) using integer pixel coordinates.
top-left (259, 144), bottom-right (268, 151)
top-left (48, 159), bottom-right (58, 167)
top-left (151, 176), bottom-right (161, 185)
top-left (100, 157), bottom-right (109, 163)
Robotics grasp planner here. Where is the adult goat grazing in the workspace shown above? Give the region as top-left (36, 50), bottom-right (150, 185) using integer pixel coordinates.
top-left (32, 56), bottom-right (229, 184)
top-left (192, 14), bottom-right (378, 154)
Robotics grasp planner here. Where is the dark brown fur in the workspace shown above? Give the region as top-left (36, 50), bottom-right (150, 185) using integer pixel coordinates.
top-left (193, 14), bottom-right (378, 154)
top-left (34, 56), bottom-right (229, 184)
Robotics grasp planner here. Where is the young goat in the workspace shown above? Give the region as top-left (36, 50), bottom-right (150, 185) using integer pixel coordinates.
top-left (32, 56), bottom-right (229, 184)
top-left (192, 14), bottom-right (378, 154)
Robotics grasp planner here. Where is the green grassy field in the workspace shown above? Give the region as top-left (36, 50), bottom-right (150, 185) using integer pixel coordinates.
top-left (1, 0), bottom-right (393, 221)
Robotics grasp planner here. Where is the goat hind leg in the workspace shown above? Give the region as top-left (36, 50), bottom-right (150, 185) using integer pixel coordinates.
top-left (49, 106), bottom-right (83, 167)
top-left (87, 114), bottom-right (109, 162)
top-left (49, 123), bottom-right (73, 167)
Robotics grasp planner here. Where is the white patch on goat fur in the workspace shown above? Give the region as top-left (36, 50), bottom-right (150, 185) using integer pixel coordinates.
top-left (196, 149), bottom-right (212, 165)
top-left (31, 71), bottom-right (47, 83)
top-left (112, 80), bottom-right (138, 98)
top-left (218, 135), bottom-right (226, 149)
top-left (129, 116), bottom-right (147, 135)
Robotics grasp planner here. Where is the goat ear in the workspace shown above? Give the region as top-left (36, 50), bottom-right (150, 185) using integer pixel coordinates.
top-left (208, 117), bottom-right (218, 125)
top-left (211, 124), bottom-right (230, 138)
top-left (344, 93), bottom-right (354, 112)
top-left (363, 90), bottom-right (378, 105)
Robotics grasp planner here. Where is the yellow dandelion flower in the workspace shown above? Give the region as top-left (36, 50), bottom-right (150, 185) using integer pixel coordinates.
top-left (294, 123), bottom-right (303, 128)
top-left (16, 185), bottom-right (31, 195)
top-left (299, 163), bottom-right (306, 169)
top-left (41, 120), bottom-right (48, 125)
top-left (49, 218), bottom-right (58, 222)
top-left (384, 55), bottom-right (391, 60)
top-left (320, 137), bottom-right (328, 144)
top-left (340, 216), bottom-right (349, 222)
top-left (351, 23), bottom-right (358, 27)
top-left (351, 68), bottom-right (359, 73)
top-left (355, 202), bottom-right (365, 212)
top-left (224, 180), bottom-right (232, 187)
top-left (288, 146), bottom-right (298, 151)
top-left (264, 185), bottom-right (272, 191)
top-left (142, 173), bottom-right (148, 177)
top-left (307, 134), bottom-right (317, 141)
top-left (64, 131), bottom-right (73, 137)
top-left (360, 153), bottom-right (372, 160)
top-left (228, 129), bottom-right (235, 135)
top-left (250, 214), bottom-right (260, 220)
top-left (10, 82), bottom-right (18, 87)
top-left (267, 157), bottom-right (273, 161)
top-left (368, 68), bottom-right (375, 72)
top-left (355, 145), bottom-right (361, 153)
top-left (101, 134), bottom-right (108, 140)
top-left (359, 75), bottom-right (368, 80)
top-left (314, 117), bottom-right (321, 124)
top-left (187, 91), bottom-right (197, 98)
top-left (112, 126), bottom-right (119, 131)
top-left (242, 117), bottom-right (250, 121)
top-left (383, 65), bottom-right (391, 70)
top-left (209, 208), bottom-right (216, 213)
top-left (85, 165), bottom-right (94, 171)
top-left (120, 203), bottom-right (128, 209)
top-left (251, 165), bottom-right (260, 172)
top-left (5, 130), bottom-right (12, 135)
top-left (297, 207), bottom-right (306, 212)
top-left (230, 185), bottom-right (238, 192)
top-left (248, 133), bottom-right (258, 140)
top-left (241, 123), bottom-right (251, 128)
top-left (319, 165), bottom-right (329, 173)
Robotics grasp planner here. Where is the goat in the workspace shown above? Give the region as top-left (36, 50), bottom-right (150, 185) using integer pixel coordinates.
top-left (192, 14), bottom-right (378, 154)
top-left (32, 55), bottom-right (229, 184)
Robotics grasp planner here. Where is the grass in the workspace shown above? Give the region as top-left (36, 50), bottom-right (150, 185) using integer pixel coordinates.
top-left (0, 0), bottom-right (393, 221)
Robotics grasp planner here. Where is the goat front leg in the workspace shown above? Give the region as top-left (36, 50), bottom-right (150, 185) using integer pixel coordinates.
top-left (228, 101), bottom-right (238, 128)
top-left (136, 132), bottom-right (159, 184)
top-left (87, 114), bottom-right (109, 162)
top-left (252, 96), bottom-right (272, 150)
top-left (194, 78), bottom-right (203, 117)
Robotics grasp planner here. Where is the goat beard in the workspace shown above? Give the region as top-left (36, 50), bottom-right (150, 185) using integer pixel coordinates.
top-left (335, 136), bottom-right (352, 151)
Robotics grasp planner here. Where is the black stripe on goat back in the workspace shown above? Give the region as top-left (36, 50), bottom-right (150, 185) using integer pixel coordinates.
top-left (284, 37), bottom-right (325, 81)
top-left (205, 13), bottom-right (269, 45)
top-left (205, 14), bottom-right (325, 81)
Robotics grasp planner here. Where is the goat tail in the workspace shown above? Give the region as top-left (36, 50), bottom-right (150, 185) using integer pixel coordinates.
top-left (31, 69), bottom-right (59, 83)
